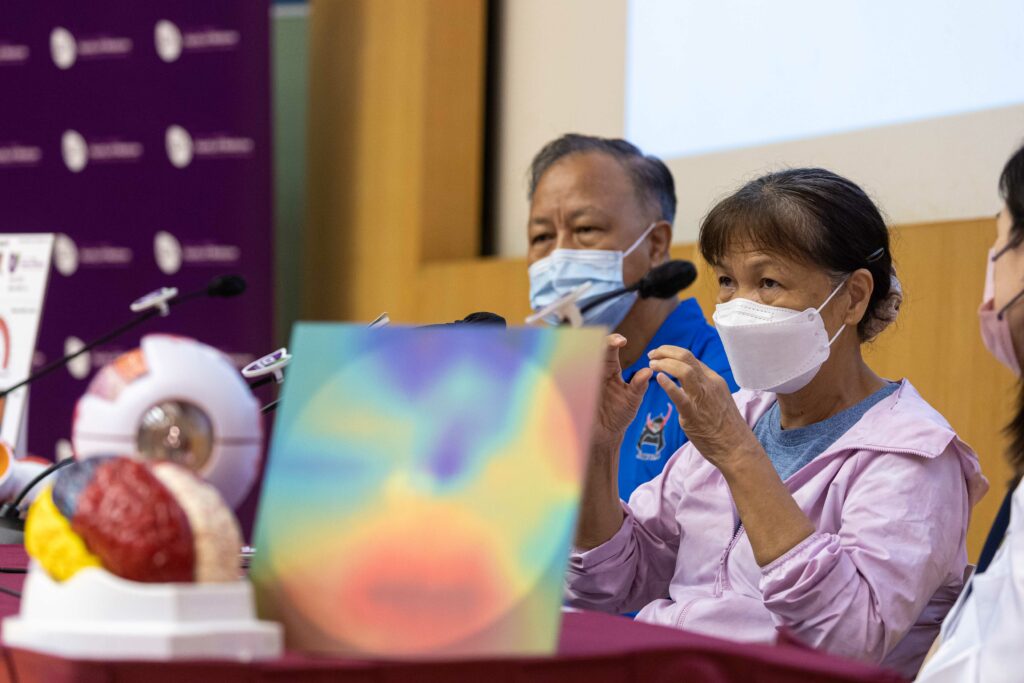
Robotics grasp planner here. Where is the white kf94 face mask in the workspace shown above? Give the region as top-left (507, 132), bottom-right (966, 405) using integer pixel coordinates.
top-left (712, 281), bottom-right (847, 394)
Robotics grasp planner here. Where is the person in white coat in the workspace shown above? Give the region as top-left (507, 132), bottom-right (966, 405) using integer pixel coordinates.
top-left (917, 143), bottom-right (1024, 682)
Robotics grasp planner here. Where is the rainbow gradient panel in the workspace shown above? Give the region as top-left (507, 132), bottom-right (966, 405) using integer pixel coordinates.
top-left (251, 323), bottom-right (606, 658)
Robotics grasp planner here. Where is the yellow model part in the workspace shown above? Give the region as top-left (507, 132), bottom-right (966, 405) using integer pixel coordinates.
top-left (24, 486), bottom-right (102, 581)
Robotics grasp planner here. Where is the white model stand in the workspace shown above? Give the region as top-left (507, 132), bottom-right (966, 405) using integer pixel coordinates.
top-left (3, 562), bottom-right (282, 661)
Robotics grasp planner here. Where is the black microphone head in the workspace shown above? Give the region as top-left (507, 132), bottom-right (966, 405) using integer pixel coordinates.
top-left (420, 312), bottom-right (507, 329)
top-left (459, 312), bottom-right (507, 327)
top-left (638, 260), bottom-right (697, 299)
top-left (206, 274), bottom-right (247, 298)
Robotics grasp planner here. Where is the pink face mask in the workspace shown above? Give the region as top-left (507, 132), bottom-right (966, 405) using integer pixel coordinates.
top-left (979, 248), bottom-right (1021, 376)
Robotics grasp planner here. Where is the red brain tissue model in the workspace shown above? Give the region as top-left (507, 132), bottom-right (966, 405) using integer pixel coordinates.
top-left (26, 455), bottom-right (243, 584)
top-left (70, 458), bottom-right (195, 583)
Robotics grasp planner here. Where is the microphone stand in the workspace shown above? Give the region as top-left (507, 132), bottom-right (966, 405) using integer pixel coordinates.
top-left (0, 277), bottom-right (243, 400)
top-left (0, 308), bottom-right (161, 400)
top-left (577, 260), bottom-right (698, 316)
top-left (577, 285), bottom-right (636, 315)
top-left (0, 458), bottom-right (75, 540)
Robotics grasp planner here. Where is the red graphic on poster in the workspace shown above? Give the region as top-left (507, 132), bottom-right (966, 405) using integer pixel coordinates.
top-left (0, 315), bottom-right (8, 425)
top-left (0, 315), bottom-right (9, 369)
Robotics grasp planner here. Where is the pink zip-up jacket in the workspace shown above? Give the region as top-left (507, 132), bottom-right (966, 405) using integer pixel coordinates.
top-left (566, 380), bottom-right (988, 679)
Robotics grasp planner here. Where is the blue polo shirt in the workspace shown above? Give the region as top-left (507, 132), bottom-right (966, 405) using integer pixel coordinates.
top-left (618, 298), bottom-right (737, 500)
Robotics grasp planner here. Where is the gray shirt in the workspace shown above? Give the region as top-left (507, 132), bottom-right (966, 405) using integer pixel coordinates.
top-left (753, 382), bottom-right (899, 482)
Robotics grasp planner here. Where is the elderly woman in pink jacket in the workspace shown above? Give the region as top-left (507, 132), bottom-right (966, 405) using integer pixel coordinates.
top-left (567, 168), bottom-right (988, 679)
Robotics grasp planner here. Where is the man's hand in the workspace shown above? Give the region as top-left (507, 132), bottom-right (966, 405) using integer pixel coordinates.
top-left (593, 334), bottom-right (652, 450)
top-left (575, 334), bottom-right (646, 550)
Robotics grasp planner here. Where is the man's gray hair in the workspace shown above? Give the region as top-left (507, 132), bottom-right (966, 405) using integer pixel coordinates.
top-left (528, 133), bottom-right (677, 225)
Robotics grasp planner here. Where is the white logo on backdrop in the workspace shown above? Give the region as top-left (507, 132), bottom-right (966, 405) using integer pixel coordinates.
top-left (165, 125), bottom-right (193, 168)
top-left (61, 130), bottom-right (88, 172)
top-left (154, 20), bottom-right (183, 63)
top-left (50, 27), bottom-right (77, 69)
top-left (183, 28), bottom-right (240, 51)
top-left (53, 234), bottom-right (79, 277)
top-left (0, 43), bottom-right (30, 65)
top-left (79, 245), bottom-right (133, 267)
top-left (194, 136), bottom-right (255, 156)
top-left (64, 337), bottom-right (90, 380)
top-left (182, 243), bottom-right (241, 265)
top-left (154, 231), bottom-right (183, 275)
top-left (0, 144), bottom-right (42, 167)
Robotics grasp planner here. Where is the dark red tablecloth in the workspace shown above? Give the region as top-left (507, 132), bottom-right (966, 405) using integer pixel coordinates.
top-left (0, 545), bottom-right (904, 683)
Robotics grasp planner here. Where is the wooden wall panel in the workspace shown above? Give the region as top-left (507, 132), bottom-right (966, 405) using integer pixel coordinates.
top-left (305, 0), bottom-right (486, 323)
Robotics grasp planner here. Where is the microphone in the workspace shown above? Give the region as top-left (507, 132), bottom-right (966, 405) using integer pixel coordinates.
top-left (421, 312), bottom-right (508, 329)
top-left (259, 312), bottom-right (508, 413)
top-left (260, 313), bottom-right (509, 417)
top-left (0, 274), bottom-right (248, 400)
top-left (244, 348), bottom-right (292, 390)
top-left (0, 445), bottom-right (73, 542)
top-left (256, 313), bottom-right (398, 414)
top-left (209, 274), bottom-right (248, 297)
top-left (578, 260), bottom-right (697, 315)
top-left (184, 274), bottom-right (247, 302)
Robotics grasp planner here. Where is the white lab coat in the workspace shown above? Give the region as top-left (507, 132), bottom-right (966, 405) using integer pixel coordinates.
top-left (916, 482), bottom-right (1024, 682)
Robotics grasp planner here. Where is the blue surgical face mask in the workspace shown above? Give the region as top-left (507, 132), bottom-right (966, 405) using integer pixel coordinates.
top-left (528, 223), bottom-right (657, 328)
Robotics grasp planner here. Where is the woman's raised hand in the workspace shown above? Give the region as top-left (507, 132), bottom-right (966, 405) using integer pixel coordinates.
top-left (648, 345), bottom-right (758, 471)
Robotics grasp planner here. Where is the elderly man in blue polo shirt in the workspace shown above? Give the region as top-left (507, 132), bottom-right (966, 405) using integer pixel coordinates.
top-left (526, 134), bottom-right (736, 499)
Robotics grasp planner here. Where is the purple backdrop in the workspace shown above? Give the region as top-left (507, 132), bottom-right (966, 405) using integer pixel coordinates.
top-left (0, 2), bottom-right (273, 525)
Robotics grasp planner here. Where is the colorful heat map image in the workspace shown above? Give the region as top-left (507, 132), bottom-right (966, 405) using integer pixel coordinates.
top-left (251, 323), bottom-right (606, 658)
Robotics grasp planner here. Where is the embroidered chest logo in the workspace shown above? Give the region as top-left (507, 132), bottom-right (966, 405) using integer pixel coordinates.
top-left (636, 404), bottom-right (673, 461)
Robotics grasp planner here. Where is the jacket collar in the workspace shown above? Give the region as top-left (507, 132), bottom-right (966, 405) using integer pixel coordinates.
top-left (736, 379), bottom-right (957, 459)
top-left (733, 379), bottom-right (988, 505)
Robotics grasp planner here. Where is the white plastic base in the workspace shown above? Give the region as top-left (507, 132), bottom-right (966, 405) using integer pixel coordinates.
top-left (2, 562), bottom-right (283, 661)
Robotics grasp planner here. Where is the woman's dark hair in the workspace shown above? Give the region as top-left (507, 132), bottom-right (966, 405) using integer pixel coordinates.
top-left (1000, 144), bottom-right (1024, 251)
top-left (699, 168), bottom-right (896, 341)
top-left (1000, 143), bottom-right (1024, 480)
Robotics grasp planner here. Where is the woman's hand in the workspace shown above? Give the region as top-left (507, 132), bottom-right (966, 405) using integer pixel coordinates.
top-left (649, 345), bottom-right (814, 564)
top-left (593, 334), bottom-right (653, 449)
top-left (648, 345), bottom-right (759, 471)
